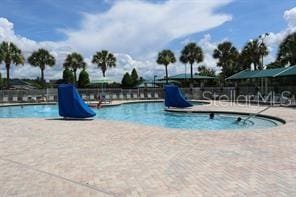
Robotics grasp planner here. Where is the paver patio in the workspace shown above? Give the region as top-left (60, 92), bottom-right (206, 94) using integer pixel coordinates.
top-left (0, 101), bottom-right (295, 196)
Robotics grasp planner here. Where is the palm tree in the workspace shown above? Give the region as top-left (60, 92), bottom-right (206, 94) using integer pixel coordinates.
top-left (240, 39), bottom-right (268, 70)
top-left (180, 43), bottom-right (203, 83)
top-left (63, 52), bottom-right (86, 83)
top-left (0, 41), bottom-right (24, 88)
top-left (213, 41), bottom-right (240, 78)
top-left (28, 48), bottom-right (55, 84)
top-left (156, 49), bottom-right (176, 84)
top-left (92, 50), bottom-right (116, 77)
top-left (277, 32), bottom-right (296, 66)
top-left (238, 50), bottom-right (253, 70)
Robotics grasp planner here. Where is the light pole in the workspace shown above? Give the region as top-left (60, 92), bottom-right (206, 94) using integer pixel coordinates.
top-left (258, 33), bottom-right (269, 69)
top-left (258, 33), bottom-right (270, 95)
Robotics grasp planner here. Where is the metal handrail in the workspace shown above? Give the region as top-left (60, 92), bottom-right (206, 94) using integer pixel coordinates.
top-left (243, 106), bottom-right (272, 123)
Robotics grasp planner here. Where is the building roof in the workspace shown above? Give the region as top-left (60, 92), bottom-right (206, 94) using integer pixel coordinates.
top-left (137, 79), bottom-right (180, 88)
top-left (275, 66), bottom-right (296, 77)
top-left (90, 78), bottom-right (114, 84)
top-left (10, 79), bottom-right (29, 86)
top-left (226, 66), bottom-right (296, 80)
top-left (9, 79), bottom-right (35, 89)
top-left (169, 73), bottom-right (215, 80)
top-left (154, 80), bottom-right (180, 84)
top-left (137, 82), bottom-right (159, 88)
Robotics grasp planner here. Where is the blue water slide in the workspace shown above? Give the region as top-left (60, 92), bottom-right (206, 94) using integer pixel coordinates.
top-left (164, 85), bottom-right (193, 108)
top-left (58, 84), bottom-right (96, 118)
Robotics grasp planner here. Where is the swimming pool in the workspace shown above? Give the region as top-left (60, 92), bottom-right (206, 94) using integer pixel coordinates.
top-left (0, 102), bottom-right (283, 131)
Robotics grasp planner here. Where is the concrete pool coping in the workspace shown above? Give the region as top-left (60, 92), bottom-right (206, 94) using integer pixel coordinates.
top-left (165, 107), bottom-right (286, 124)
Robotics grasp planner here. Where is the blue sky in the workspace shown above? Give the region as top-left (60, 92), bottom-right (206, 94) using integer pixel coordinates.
top-left (0, 0), bottom-right (294, 47)
top-left (0, 0), bottom-right (295, 80)
top-left (0, 0), bottom-right (109, 41)
top-left (169, 0), bottom-right (296, 49)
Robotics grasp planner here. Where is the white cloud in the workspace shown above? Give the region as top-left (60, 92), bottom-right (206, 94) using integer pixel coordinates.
top-left (264, 7), bottom-right (296, 62)
top-left (0, 0), bottom-right (233, 82)
top-left (61, 0), bottom-right (232, 57)
top-left (197, 34), bottom-right (220, 71)
top-left (284, 7), bottom-right (296, 28)
top-left (1, 4), bottom-right (296, 82)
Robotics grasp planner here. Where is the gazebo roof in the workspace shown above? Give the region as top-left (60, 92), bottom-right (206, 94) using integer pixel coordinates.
top-left (226, 66), bottom-right (296, 80)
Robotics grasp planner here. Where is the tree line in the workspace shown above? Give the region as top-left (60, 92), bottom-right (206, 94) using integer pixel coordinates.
top-left (156, 32), bottom-right (296, 84)
top-left (0, 32), bottom-right (295, 89)
top-left (0, 43), bottom-right (116, 89)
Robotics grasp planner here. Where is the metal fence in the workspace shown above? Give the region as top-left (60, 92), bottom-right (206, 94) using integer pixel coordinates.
top-left (0, 86), bottom-right (295, 103)
top-left (0, 88), bottom-right (165, 103)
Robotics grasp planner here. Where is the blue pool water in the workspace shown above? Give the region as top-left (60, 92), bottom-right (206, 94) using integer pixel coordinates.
top-left (0, 102), bottom-right (282, 130)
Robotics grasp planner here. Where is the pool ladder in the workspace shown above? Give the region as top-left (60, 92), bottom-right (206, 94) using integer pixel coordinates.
top-left (243, 106), bottom-right (272, 124)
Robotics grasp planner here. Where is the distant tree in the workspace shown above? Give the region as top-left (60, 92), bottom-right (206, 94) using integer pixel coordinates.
top-left (139, 76), bottom-right (144, 83)
top-left (62, 67), bottom-right (74, 83)
top-left (240, 39), bottom-right (268, 70)
top-left (131, 68), bottom-right (139, 86)
top-left (63, 52), bottom-right (86, 83)
top-left (197, 65), bottom-right (216, 77)
top-left (92, 50), bottom-right (116, 77)
top-left (277, 32), bottom-right (296, 66)
top-left (180, 42), bottom-right (203, 83)
top-left (78, 69), bottom-right (90, 88)
top-left (156, 49), bottom-right (176, 84)
top-left (0, 41), bottom-right (25, 88)
top-left (121, 72), bottom-right (132, 88)
top-left (28, 48), bottom-right (55, 85)
top-left (213, 41), bottom-right (240, 78)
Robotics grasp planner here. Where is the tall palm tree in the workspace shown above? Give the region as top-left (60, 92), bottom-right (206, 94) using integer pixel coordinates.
top-left (240, 39), bottom-right (268, 70)
top-left (213, 41), bottom-right (239, 78)
top-left (156, 49), bottom-right (176, 84)
top-left (92, 50), bottom-right (116, 77)
top-left (0, 41), bottom-right (24, 88)
top-left (180, 42), bottom-right (203, 83)
top-left (277, 32), bottom-right (296, 66)
top-left (28, 48), bottom-right (55, 84)
top-left (63, 52), bottom-right (86, 83)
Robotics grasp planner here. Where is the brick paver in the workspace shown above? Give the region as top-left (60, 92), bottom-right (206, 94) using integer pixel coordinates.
top-left (0, 102), bottom-right (295, 196)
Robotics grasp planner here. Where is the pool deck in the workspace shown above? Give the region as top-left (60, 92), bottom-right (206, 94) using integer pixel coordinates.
top-left (0, 100), bottom-right (296, 196)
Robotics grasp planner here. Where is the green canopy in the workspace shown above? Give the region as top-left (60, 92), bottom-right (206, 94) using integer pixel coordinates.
top-left (227, 65), bottom-right (296, 80)
top-left (169, 73), bottom-right (215, 80)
